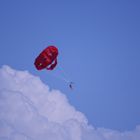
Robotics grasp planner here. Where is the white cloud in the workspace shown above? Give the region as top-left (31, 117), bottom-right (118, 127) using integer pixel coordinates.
top-left (0, 65), bottom-right (140, 140)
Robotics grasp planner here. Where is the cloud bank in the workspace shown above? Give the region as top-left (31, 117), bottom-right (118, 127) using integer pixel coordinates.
top-left (0, 65), bottom-right (140, 140)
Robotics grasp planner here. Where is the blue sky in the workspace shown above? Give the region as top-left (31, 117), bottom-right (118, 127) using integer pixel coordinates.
top-left (0, 0), bottom-right (140, 131)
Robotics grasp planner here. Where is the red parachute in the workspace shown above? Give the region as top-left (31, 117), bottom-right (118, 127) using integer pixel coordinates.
top-left (34, 46), bottom-right (58, 70)
top-left (34, 45), bottom-right (74, 89)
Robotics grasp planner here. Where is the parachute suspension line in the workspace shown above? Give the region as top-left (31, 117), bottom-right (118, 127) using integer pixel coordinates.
top-left (49, 64), bottom-right (72, 83)
top-left (57, 64), bottom-right (74, 89)
top-left (57, 64), bottom-right (71, 83)
top-left (49, 69), bottom-right (69, 83)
